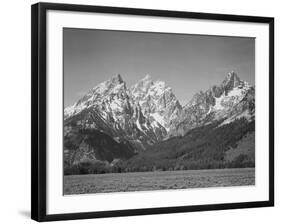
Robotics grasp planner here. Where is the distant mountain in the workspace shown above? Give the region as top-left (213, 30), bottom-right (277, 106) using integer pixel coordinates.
top-left (64, 74), bottom-right (169, 159)
top-left (131, 75), bottom-right (182, 131)
top-left (64, 72), bottom-right (255, 172)
top-left (169, 72), bottom-right (255, 136)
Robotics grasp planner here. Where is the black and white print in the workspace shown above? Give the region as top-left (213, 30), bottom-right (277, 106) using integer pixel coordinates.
top-left (63, 28), bottom-right (255, 195)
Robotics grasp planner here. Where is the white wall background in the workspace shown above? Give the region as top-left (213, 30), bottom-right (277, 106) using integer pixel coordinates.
top-left (0, 0), bottom-right (279, 223)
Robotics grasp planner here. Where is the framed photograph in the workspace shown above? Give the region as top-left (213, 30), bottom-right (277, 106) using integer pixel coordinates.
top-left (31, 2), bottom-right (274, 222)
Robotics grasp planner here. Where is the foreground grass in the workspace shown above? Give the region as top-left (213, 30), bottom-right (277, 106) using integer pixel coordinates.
top-left (64, 167), bottom-right (255, 195)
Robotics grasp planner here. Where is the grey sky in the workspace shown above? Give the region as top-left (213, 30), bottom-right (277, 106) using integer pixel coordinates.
top-left (64, 28), bottom-right (255, 107)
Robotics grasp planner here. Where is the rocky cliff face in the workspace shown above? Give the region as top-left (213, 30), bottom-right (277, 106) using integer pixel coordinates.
top-left (169, 72), bottom-right (255, 136)
top-left (64, 74), bottom-right (168, 155)
top-left (131, 75), bottom-right (182, 131)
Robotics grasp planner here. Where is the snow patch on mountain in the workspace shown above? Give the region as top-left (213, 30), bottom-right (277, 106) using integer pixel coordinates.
top-left (151, 113), bottom-right (166, 129)
top-left (213, 93), bottom-right (225, 111)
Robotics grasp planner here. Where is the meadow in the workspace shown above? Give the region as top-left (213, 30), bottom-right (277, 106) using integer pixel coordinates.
top-left (64, 167), bottom-right (254, 195)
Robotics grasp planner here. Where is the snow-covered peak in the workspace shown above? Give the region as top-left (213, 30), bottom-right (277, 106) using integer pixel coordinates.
top-left (147, 80), bottom-right (169, 96)
top-left (64, 73), bottom-right (168, 151)
top-left (131, 76), bottom-right (170, 98)
top-left (90, 74), bottom-right (126, 94)
top-left (174, 71), bottom-right (254, 135)
top-left (65, 71), bottom-right (254, 140)
top-left (185, 71), bottom-right (252, 111)
top-left (131, 75), bottom-right (153, 94)
top-left (130, 75), bottom-right (181, 131)
top-left (64, 74), bottom-right (128, 119)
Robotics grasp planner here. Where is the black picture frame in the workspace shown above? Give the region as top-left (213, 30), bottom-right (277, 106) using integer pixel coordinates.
top-left (31, 2), bottom-right (274, 222)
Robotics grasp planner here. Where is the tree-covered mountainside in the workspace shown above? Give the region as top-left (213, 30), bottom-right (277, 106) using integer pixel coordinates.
top-left (64, 128), bottom-right (136, 175)
top-left (65, 118), bottom-right (254, 175)
top-left (118, 118), bottom-right (255, 172)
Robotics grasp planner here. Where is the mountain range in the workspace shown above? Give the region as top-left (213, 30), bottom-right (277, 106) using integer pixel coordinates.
top-left (63, 71), bottom-right (255, 174)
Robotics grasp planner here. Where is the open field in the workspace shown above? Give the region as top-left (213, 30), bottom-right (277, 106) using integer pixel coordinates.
top-left (64, 168), bottom-right (255, 195)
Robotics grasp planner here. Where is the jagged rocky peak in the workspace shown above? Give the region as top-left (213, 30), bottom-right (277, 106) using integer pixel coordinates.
top-left (130, 75), bottom-right (182, 130)
top-left (186, 71), bottom-right (252, 110)
top-left (111, 74), bottom-right (125, 84)
top-left (64, 73), bottom-right (170, 151)
top-left (64, 74), bottom-right (128, 119)
top-left (64, 70), bottom-right (255, 160)
top-left (84, 73), bottom-right (127, 97)
top-left (131, 74), bottom-right (153, 95)
top-left (171, 71), bottom-right (254, 136)
top-left (196, 71), bottom-right (249, 103)
top-left (92, 73), bottom-right (126, 96)
top-left (221, 71), bottom-right (243, 91)
top-left (131, 74), bottom-right (171, 97)
top-left (104, 73), bottom-right (127, 92)
top-left (149, 80), bottom-right (170, 94)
